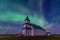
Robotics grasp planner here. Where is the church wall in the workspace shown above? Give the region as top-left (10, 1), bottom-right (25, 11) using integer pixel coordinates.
top-left (25, 29), bottom-right (32, 36)
top-left (31, 26), bottom-right (34, 36)
top-left (34, 29), bottom-right (46, 36)
top-left (22, 24), bottom-right (32, 36)
top-left (22, 29), bottom-right (32, 36)
top-left (22, 24), bottom-right (46, 36)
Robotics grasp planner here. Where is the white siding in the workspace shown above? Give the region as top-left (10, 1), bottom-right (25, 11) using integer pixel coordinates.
top-left (34, 29), bottom-right (46, 36)
top-left (22, 25), bottom-right (46, 36)
top-left (22, 29), bottom-right (32, 36)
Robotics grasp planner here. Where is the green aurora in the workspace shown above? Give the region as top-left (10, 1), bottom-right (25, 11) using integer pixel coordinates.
top-left (0, 0), bottom-right (46, 28)
top-left (0, 10), bottom-right (46, 27)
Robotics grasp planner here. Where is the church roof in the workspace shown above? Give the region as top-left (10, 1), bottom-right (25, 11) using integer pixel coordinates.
top-left (23, 23), bottom-right (46, 31)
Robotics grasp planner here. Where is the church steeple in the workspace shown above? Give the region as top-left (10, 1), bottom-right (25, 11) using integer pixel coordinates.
top-left (25, 16), bottom-right (30, 21)
top-left (24, 16), bottom-right (30, 23)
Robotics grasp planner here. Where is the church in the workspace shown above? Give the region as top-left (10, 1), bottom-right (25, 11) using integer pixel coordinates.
top-left (22, 16), bottom-right (46, 36)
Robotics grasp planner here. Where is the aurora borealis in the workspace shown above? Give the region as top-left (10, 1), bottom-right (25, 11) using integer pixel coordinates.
top-left (0, 0), bottom-right (60, 34)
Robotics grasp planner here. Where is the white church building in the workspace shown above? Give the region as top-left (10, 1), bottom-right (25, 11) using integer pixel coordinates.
top-left (21, 16), bottom-right (46, 36)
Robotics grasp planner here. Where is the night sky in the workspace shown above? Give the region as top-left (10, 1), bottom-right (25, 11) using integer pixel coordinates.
top-left (0, 0), bottom-right (60, 34)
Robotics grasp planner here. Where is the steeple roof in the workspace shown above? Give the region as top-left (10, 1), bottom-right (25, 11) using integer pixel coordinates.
top-left (25, 16), bottom-right (30, 21)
